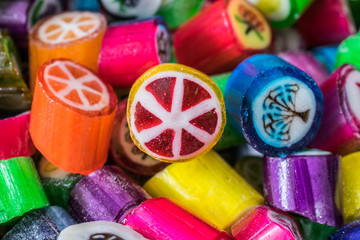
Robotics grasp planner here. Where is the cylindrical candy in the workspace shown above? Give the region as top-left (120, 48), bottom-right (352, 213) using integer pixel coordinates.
top-left (3, 206), bottom-right (76, 240)
top-left (0, 30), bottom-right (31, 112)
top-left (111, 98), bottom-right (168, 176)
top-left (29, 59), bottom-right (117, 174)
top-left (173, 0), bottom-right (272, 75)
top-left (38, 156), bottom-right (83, 209)
top-left (245, 0), bottom-right (313, 28)
top-left (336, 34), bottom-right (360, 70)
top-left (309, 65), bottom-right (360, 155)
top-left (231, 205), bottom-right (302, 240)
top-left (143, 150), bottom-right (264, 230)
top-left (225, 54), bottom-right (324, 157)
top-left (127, 63), bottom-right (226, 162)
top-left (29, 11), bottom-right (107, 91)
top-left (329, 220), bottom-right (360, 240)
top-left (98, 17), bottom-right (171, 88)
top-left (98, 0), bottom-right (161, 19)
top-left (297, 0), bottom-right (355, 47)
top-left (278, 51), bottom-right (328, 87)
top-left (157, 0), bottom-right (205, 29)
top-left (0, 112), bottom-right (35, 160)
top-left (68, 165), bottom-right (149, 223)
top-left (122, 197), bottom-right (235, 240)
top-left (311, 45), bottom-right (339, 73)
top-left (341, 152), bottom-right (360, 223)
top-left (293, 214), bottom-right (338, 240)
top-left (0, 157), bottom-right (49, 225)
top-left (264, 150), bottom-right (343, 226)
top-left (58, 221), bottom-right (148, 240)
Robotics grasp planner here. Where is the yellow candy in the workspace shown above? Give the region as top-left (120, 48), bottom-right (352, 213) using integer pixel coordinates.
top-left (342, 151), bottom-right (360, 223)
top-left (143, 150), bottom-right (264, 231)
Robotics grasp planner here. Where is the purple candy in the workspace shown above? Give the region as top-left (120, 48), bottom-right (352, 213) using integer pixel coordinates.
top-left (264, 150), bottom-right (343, 226)
top-left (68, 165), bottom-right (149, 223)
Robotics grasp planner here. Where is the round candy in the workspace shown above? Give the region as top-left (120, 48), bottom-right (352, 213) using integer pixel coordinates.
top-left (127, 63), bottom-right (226, 162)
top-left (30, 59), bottom-right (117, 174)
top-left (99, 0), bottom-right (161, 19)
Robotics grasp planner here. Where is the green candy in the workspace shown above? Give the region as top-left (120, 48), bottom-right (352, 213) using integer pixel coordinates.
top-left (211, 72), bottom-right (246, 150)
top-left (336, 33), bottom-right (360, 70)
top-left (38, 157), bottom-right (83, 209)
top-left (157, 0), bottom-right (205, 29)
top-left (0, 157), bottom-right (49, 225)
top-left (293, 214), bottom-right (338, 240)
top-left (0, 30), bottom-right (31, 112)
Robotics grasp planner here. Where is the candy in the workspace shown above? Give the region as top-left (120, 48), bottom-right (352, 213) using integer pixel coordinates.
top-left (143, 150), bottom-right (263, 230)
top-left (68, 165), bottom-right (149, 223)
top-left (264, 150), bottom-right (342, 226)
top-left (0, 30), bottom-right (31, 112)
top-left (98, 0), bottom-right (161, 19)
top-left (127, 63), bottom-right (226, 162)
top-left (311, 45), bottom-right (339, 73)
top-left (173, 0), bottom-right (272, 74)
top-left (3, 206), bottom-right (76, 240)
top-left (245, 0), bottom-right (313, 28)
top-left (58, 221), bottom-right (148, 240)
top-left (38, 156), bottom-right (83, 209)
top-left (157, 0), bottom-right (205, 29)
top-left (0, 157), bottom-right (49, 225)
top-left (231, 205), bottom-right (302, 240)
top-left (98, 17), bottom-right (171, 88)
top-left (29, 59), bottom-right (117, 174)
top-left (341, 152), bottom-right (360, 223)
top-left (29, 11), bottom-right (107, 91)
top-left (225, 54), bottom-right (324, 157)
top-left (111, 98), bottom-right (168, 176)
top-left (336, 34), bottom-right (360, 70)
top-left (293, 214), bottom-right (338, 240)
top-left (329, 220), bottom-right (360, 240)
top-left (297, 0), bottom-right (355, 47)
top-left (309, 65), bottom-right (360, 155)
top-left (67, 0), bottom-right (100, 12)
top-left (0, 111), bottom-right (35, 160)
top-left (122, 197), bottom-right (235, 240)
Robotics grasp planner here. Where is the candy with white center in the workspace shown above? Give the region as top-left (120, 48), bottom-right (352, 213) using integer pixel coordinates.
top-left (127, 63), bottom-right (226, 162)
top-left (225, 54), bottom-right (324, 157)
top-left (58, 221), bottom-right (148, 240)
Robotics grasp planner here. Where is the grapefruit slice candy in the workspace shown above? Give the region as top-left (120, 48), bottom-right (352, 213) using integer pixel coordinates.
top-left (127, 64), bottom-right (226, 162)
top-left (30, 59), bottom-right (117, 174)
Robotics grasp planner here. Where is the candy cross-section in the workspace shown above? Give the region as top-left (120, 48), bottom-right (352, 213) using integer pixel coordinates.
top-left (29, 59), bottom-right (117, 174)
top-left (127, 63), bottom-right (226, 162)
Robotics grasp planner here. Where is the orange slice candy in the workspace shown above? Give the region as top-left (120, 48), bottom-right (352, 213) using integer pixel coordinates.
top-left (29, 11), bottom-right (106, 92)
top-left (30, 59), bottom-right (117, 174)
top-left (127, 64), bottom-right (226, 163)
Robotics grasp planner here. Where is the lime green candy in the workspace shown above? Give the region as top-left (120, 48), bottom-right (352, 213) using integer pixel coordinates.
top-left (336, 33), bottom-right (360, 70)
top-left (0, 157), bottom-right (49, 225)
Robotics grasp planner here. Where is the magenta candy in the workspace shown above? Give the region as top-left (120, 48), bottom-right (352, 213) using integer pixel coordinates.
top-left (310, 65), bottom-right (360, 155)
top-left (231, 205), bottom-right (302, 240)
top-left (0, 112), bottom-right (35, 160)
top-left (68, 165), bottom-right (149, 223)
top-left (98, 17), bottom-right (171, 88)
top-left (297, 0), bottom-right (355, 47)
top-left (278, 51), bottom-right (328, 87)
top-left (264, 151), bottom-right (342, 226)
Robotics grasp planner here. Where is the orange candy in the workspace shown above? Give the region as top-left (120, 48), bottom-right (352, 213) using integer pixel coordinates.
top-left (30, 59), bottom-right (117, 174)
top-left (29, 11), bottom-right (106, 91)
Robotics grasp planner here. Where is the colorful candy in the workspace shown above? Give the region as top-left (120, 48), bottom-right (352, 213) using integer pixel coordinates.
top-left (231, 205), bottom-right (302, 240)
top-left (310, 65), bottom-right (360, 155)
top-left (98, 17), bottom-right (171, 88)
top-left (58, 221), bottom-right (148, 240)
top-left (225, 54), bottom-right (324, 157)
top-left (329, 220), bottom-right (360, 240)
top-left (143, 150), bottom-right (263, 230)
top-left (312, 45), bottom-right (339, 73)
top-left (174, 0), bottom-right (272, 74)
top-left (122, 197), bottom-right (235, 240)
top-left (264, 150), bottom-right (342, 226)
top-left (127, 63), bottom-right (226, 162)
top-left (29, 11), bottom-right (107, 91)
top-left (293, 214), bottom-right (338, 240)
top-left (68, 165), bottom-right (149, 223)
top-left (336, 34), bottom-right (360, 70)
top-left (29, 59), bottom-right (117, 174)
top-left (0, 157), bottom-right (49, 225)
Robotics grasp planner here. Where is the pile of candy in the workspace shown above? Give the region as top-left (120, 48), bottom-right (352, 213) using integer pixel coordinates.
top-left (2, 0), bottom-right (360, 239)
